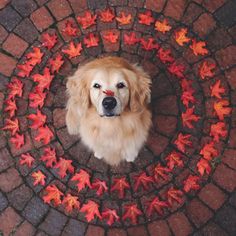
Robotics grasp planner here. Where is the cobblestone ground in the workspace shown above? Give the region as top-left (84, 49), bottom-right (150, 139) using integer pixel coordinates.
top-left (0, 0), bottom-right (236, 235)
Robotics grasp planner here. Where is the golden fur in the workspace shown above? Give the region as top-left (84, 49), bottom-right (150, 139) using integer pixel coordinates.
top-left (66, 56), bottom-right (152, 165)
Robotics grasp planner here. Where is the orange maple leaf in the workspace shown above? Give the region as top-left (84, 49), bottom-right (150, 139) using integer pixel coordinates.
top-left (174, 28), bottom-right (191, 46)
top-left (210, 80), bottom-right (226, 99)
top-left (166, 187), bottom-right (183, 207)
top-left (2, 118), bottom-right (20, 136)
top-left (181, 90), bottom-right (196, 108)
top-left (182, 107), bottom-right (200, 129)
top-left (62, 21), bottom-right (77, 37)
top-left (183, 175), bottom-right (200, 193)
top-left (210, 122), bottom-right (227, 142)
top-left (62, 193), bottom-right (80, 213)
top-left (26, 47), bottom-right (44, 66)
top-left (27, 110), bottom-right (47, 129)
top-left (4, 99), bottom-right (17, 118)
top-left (133, 172), bottom-right (154, 191)
top-left (123, 32), bottom-right (140, 45)
top-left (48, 54), bottom-right (64, 74)
top-left (40, 147), bottom-right (57, 168)
top-left (165, 151), bottom-right (184, 170)
top-left (31, 170), bottom-right (46, 186)
top-left (111, 177), bottom-right (130, 198)
top-left (29, 88), bottom-right (47, 108)
top-left (140, 37), bottom-right (159, 51)
top-left (77, 11), bottom-right (97, 29)
top-left (214, 100), bottom-right (232, 120)
top-left (199, 61), bottom-right (216, 80)
top-left (35, 125), bottom-right (54, 145)
top-left (71, 169), bottom-right (92, 192)
top-left (91, 178), bottom-right (108, 196)
top-left (122, 204), bottom-right (142, 224)
top-left (43, 184), bottom-right (64, 206)
top-left (157, 47), bottom-right (174, 64)
top-left (84, 33), bottom-right (99, 48)
top-left (103, 31), bottom-right (119, 43)
top-left (138, 11), bottom-right (155, 25)
top-left (168, 62), bottom-right (185, 79)
top-left (153, 163), bottom-right (171, 182)
top-left (99, 8), bottom-right (115, 23)
top-left (155, 19), bottom-right (172, 33)
top-left (146, 196), bottom-right (169, 216)
top-left (190, 39), bottom-right (208, 56)
top-left (7, 77), bottom-right (23, 99)
top-left (174, 133), bottom-right (192, 153)
top-left (17, 62), bottom-right (34, 78)
top-left (10, 133), bottom-right (24, 149)
top-left (80, 200), bottom-right (102, 222)
top-left (116, 12), bottom-right (132, 25)
top-left (62, 41), bottom-right (83, 59)
top-left (102, 208), bottom-right (120, 226)
top-left (200, 141), bottom-right (218, 161)
top-left (20, 153), bottom-right (34, 167)
top-left (54, 157), bottom-right (74, 179)
top-left (197, 158), bottom-right (211, 176)
top-left (42, 33), bottom-right (58, 50)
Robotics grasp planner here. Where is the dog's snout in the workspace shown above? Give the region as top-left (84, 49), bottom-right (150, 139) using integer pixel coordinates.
top-left (102, 97), bottom-right (117, 110)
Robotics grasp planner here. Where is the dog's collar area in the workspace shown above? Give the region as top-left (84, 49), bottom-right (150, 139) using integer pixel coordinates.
top-left (100, 114), bottom-right (120, 118)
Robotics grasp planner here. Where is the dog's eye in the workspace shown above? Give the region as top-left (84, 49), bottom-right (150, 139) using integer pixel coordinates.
top-left (117, 82), bottom-right (125, 89)
top-left (93, 83), bottom-right (101, 89)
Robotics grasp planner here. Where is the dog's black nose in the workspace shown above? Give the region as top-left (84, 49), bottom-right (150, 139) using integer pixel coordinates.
top-left (102, 97), bottom-right (117, 110)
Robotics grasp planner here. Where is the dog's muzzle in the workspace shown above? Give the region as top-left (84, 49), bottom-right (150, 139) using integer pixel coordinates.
top-left (102, 96), bottom-right (117, 117)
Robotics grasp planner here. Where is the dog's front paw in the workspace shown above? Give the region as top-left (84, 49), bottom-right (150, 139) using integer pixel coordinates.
top-left (94, 152), bottom-right (103, 160)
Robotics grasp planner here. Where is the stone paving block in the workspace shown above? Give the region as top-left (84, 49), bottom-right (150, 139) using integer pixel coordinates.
top-left (0, 52), bottom-right (16, 76)
top-left (85, 225), bottom-right (105, 236)
top-left (0, 191), bottom-right (8, 211)
top-left (11, 0), bottom-right (37, 17)
top-left (0, 148), bottom-right (14, 172)
top-left (164, 0), bottom-right (187, 20)
top-left (145, 0), bottom-right (166, 12)
top-left (14, 220), bottom-right (36, 236)
top-left (148, 220), bottom-right (171, 236)
top-left (0, 25), bottom-right (8, 43)
top-left (107, 228), bottom-right (127, 236)
top-left (61, 219), bottom-right (86, 236)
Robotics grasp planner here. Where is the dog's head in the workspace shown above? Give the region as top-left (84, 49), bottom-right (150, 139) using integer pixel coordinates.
top-left (66, 57), bottom-right (151, 117)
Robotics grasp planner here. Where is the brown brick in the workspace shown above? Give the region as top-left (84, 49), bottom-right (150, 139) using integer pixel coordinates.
top-left (14, 221), bottom-right (36, 236)
top-left (225, 67), bottom-right (236, 90)
top-left (0, 207), bottom-right (23, 235)
top-left (86, 225), bottom-right (105, 236)
top-left (0, 168), bottom-right (23, 192)
top-left (203, 0), bottom-right (226, 13)
top-left (148, 220), bottom-right (171, 236)
top-left (11, 0), bottom-right (37, 17)
top-left (0, 0), bottom-right (10, 9)
top-left (56, 127), bottom-right (79, 149)
top-left (53, 108), bottom-right (66, 128)
top-left (128, 0), bottom-right (144, 7)
top-left (62, 219), bottom-right (86, 236)
top-left (30, 6), bottom-right (54, 32)
top-left (229, 25), bottom-right (236, 41)
top-left (199, 183), bottom-right (227, 210)
top-left (0, 148), bottom-right (14, 172)
top-left (182, 3), bottom-right (203, 25)
top-left (47, 0), bottom-right (72, 21)
top-left (154, 115), bottom-right (177, 136)
top-left (229, 128), bottom-right (236, 148)
top-left (213, 164), bottom-right (236, 192)
top-left (145, 0), bottom-right (166, 12)
top-left (168, 212), bottom-right (193, 236)
top-left (107, 228), bottom-right (127, 236)
top-left (68, 0), bottom-right (87, 14)
top-left (127, 226), bottom-right (148, 236)
top-left (222, 149), bottom-right (236, 170)
top-left (0, 25), bottom-right (8, 43)
top-left (154, 95), bottom-right (178, 115)
top-left (164, 0), bottom-right (187, 20)
top-left (0, 52), bottom-right (17, 76)
top-left (201, 222), bottom-right (228, 236)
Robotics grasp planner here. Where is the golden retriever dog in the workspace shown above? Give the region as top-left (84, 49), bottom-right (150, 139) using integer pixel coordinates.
top-left (66, 56), bottom-right (152, 165)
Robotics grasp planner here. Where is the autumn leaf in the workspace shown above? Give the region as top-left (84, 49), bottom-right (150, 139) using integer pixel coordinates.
top-left (182, 107), bottom-right (200, 129)
top-left (40, 147), bottom-right (57, 168)
top-left (62, 193), bottom-right (80, 213)
top-left (99, 8), bottom-right (115, 23)
top-left (157, 47), bottom-right (174, 64)
top-left (17, 62), bottom-right (34, 78)
top-left (84, 33), bottom-right (99, 48)
top-left (133, 172), bottom-right (154, 191)
top-left (111, 177), bottom-right (130, 198)
top-left (32, 67), bottom-right (54, 91)
top-left (27, 109), bottom-right (47, 129)
top-left (80, 200), bottom-right (102, 222)
top-left (10, 133), bottom-right (24, 149)
top-left (48, 54), bottom-right (64, 74)
top-left (181, 78), bottom-right (194, 92)
top-left (91, 178), bottom-right (108, 196)
top-left (123, 32), bottom-right (139, 45)
top-left (116, 12), bottom-right (132, 25)
top-left (214, 100), bottom-right (232, 120)
top-left (53, 157), bottom-right (74, 178)
top-left (210, 122), bottom-right (227, 142)
top-left (102, 31), bottom-right (119, 43)
top-left (199, 61), bottom-right (216, 80)
top-left (197, 158), bottom-right (211, 176)
top-left (29, 88), bottom-right (47, 108)
top-left (7, 77), bottom-right (23, 99)
top-left (77, 11), bottom-right (97, 29)
top-left (32, 170), bottom-right (46, 186)
top-left (200, 141), bottom-right (218, 161)
top-left (138, 11), bottom-right (155, 25)
top-left (183, 175), bottom-right (200, 193)
top-left (146, 196), bottom-right (169, 216)
top-left (122, 204), bottom-right (142, 224)
top-left (20, 153), bottom-right (34, 167)
top-left (174, 28), bottom-right (191, 46)
top-left (42, 33), bottom-right (58, 50)
top-left (140, 38), bottom-right (159, 51)
top-left (26, 47), bottom-right (44, 66)
top-left (155, 19), bottom-right (172, 33)
top-left (166, 187), bottom-right (183, 207)
top-left (62, 21), bottom-right (77, 37)
top-left (181, 90), bottom-right (196, 108)
top-left (35, 125), bottom-right (54, 145)
top-left (71, 169), bottom-right (92, 192)
top-left (62, 41), bottom-right (83, 59)
top-left (153, 163), bottom-right (171, 182)
top-left (43, 184), bottom-right (63, 206)
top-left (190, 39), bottom-right (208, 56)
top-left (168, 62), bottom-right (185, 79)
top-left (2, 118), bottom-right (19, 135)
top-left (102, 208), bottom-right (120, 226)
top-left (4, 99), bottom-right (17, 118)
top-left (165, 151), bottom-right (184, 170)
top-left (174, 133), bottom-right (192, 153)
top-left (210, 80), bottom-right (226, 99)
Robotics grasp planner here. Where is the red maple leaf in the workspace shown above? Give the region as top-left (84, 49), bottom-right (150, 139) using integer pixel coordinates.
top-left (83, 33), bottom-right (99, 48)
top-left (48, 54), bottom-right (64, 74)
top-left (99, 8), bottom-right (115, 22)
top-left (174, 133), bottom-right (192, 153)
top-left (200, 141), bottom-right (218, 161)
top-left (111, 177), bottom-right (130, 198)
top-left (133, 172), bottom-right (154, 191)
top-left (210, 122), bottom-right (227, 142)
top-left (17, 62), bottom-right (34, 78)
top-left (27, 109), bottom-right (47, 129)
top-left (174, 28), bottom-right (191, 46)
top-left (62, 193), bottom-right (80, 213)
top-left (197, 158), bottom-right (211, 176)
top-left (35, 125), bottom-right (54, 145)
top-left (165, 151), bottom-right (184, 170)
top-left (43, 184), bottom-right (64, 206)
top-left (26, 47), bottom-right (44, 66)
top-left (29, 88), bottom-right (47, 108)
top-left (20, 153), bottom-right (34, 167)
top-left (210, 80), bottom-right (226, 99)
top-left (77, 11), bottom-right (97, 29)
top-left (155, 19), bottom-right (172, 33)
top-left (71, 169), bottom-right (92, 192)
top-left (31, 170), bottom-right (46, 186)
top-left (182, 107), bottom-right (200, 129)
top-left (103, 31), bottom-right (119, 43)
top-left (53, 157), bottom-right (74, 178)
top-left (199, 61), bottom-right (216, 80)
top-left (116, 12), bottom-right (132, 25)
top-left (123, 32), bottom-right (140, 45)
top-left (80, 200), bottom-right (102, 222)
top-left (168, 62), bottom-right (185, 79)
top-left (102, 208), bottom-right (120, 226)
top-left (166, 187), bottom-right (183, 207)
top-left (153, 163), bottom-right (171, 182)
top-left (2, 118), bottom-right (19, 135)
top-left (183, 175), bottom-right (201, 193)
top-left (157, 47), bottom-right (174, 64)
top-left (181, 90), bottom-right (196, 108)
top-left (40, 147), bottom-right (57, 168)
top-left (4, 99), bottom-right (17, 118)
top-left (32, 67), bottom-right (54, 91)
top-left (140, 37), bottom-right (159, 51)
top-left (10, 133), bottom-right (24, 149)
top-left (62, 41), bottom-right (83, 59)
top-left (7, 77), bottom-right (23, 99)
top-left (214, 100), bottom-right (232, 120)
top-left (181, 79), bottom-right (194, 92)
top-left (42, 33), bottom-right (58, 50)
top-left (122, 204), bottom-right (142, 224)
top-left (62, 21), bottom-right (77, 37)
top-left (138, 11), bottom-right (155, 25)
top-left (146, 196), bottom-right (169, 216)
top-left (91, 178), bottom-right (108, 196)
top-left (190, 39), bottom-right (208, 56)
